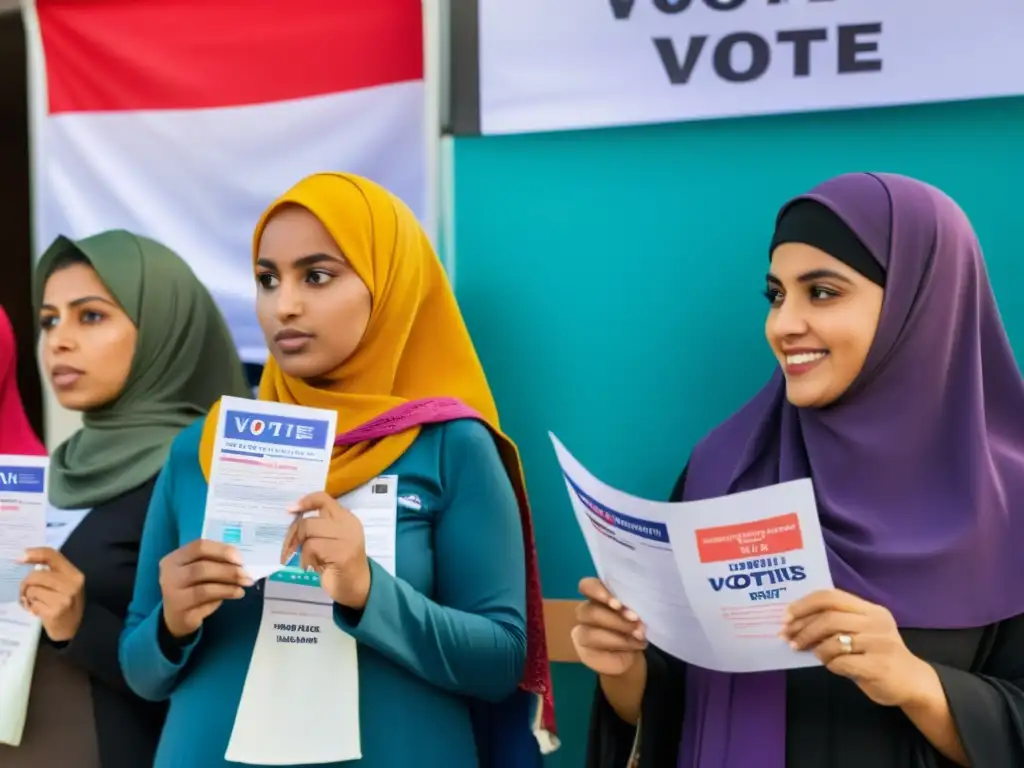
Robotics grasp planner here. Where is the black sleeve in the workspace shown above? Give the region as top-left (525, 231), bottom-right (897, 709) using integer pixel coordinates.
top-left (586, 462), bottom-right (691, 768)
top-left (586, 646), bottom-right (688, 767)
top-left (931, 614), bottom-right (1024, 768)
top-left (586, 681), bottom-right (640, 768)
top-left (48, 599), bottom-right (132, 693)
top-left (53, 478), bottom-right (159, 696)
top-left (156, 612), bottom-right (198, 664)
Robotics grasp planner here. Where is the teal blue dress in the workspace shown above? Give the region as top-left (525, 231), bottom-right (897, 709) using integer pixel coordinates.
top-left (119, 418), bottom-right (528, 767)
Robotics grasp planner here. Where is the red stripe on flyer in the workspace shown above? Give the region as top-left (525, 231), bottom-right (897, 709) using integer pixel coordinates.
top-left (695, 512), bottom-right (803, 563)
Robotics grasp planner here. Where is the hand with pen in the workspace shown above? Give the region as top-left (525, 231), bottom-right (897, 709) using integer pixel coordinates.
top-left (280, 491), bottom-right (371, 611)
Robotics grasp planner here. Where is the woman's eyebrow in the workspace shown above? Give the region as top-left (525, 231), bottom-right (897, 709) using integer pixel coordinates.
top-left (40, 295), bottom-right (116, 311)
top-left (293, 253), bottom-right (343, 269)
top-left (256, 252), bottom-right (346, 270)
top-left (765, 269), bottom-right (854, 285)
top-left (796, 269), bottom-right (853, 284)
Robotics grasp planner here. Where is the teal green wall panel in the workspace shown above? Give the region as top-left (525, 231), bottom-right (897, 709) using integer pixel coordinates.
top-left (549, 663), bottom-right (598, 764)
top-left (451, 97), bottom-right (1024, 767)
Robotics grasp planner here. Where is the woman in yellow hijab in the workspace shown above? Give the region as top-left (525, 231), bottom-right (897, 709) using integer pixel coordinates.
top-left (119, 174), bottom-right (555, 767)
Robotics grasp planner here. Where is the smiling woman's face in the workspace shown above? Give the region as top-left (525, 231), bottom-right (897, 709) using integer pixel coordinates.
top-left (764, 242), bottom-right (884, 408)
top-left (255, 205), bottom-right (373, 381)
top-left (39, 260), bottom-right (138, 411)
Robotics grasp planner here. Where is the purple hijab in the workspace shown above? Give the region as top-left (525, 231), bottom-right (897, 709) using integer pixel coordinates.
top-left (677, 172), bottom-right (1024, 767)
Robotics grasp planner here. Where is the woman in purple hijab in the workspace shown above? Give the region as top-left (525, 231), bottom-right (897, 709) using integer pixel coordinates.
top-left (577, 173), bottom-right (1024, 768)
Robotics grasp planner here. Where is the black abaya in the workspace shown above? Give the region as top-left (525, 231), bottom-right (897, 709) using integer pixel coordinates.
top-left (586, 467), bottom-right (1024, 767)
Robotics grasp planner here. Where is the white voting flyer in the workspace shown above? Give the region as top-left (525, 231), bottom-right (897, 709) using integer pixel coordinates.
top-left (225, 476), bottom-right (399, 765)
top-left (201, 397), bottom-right (337, 581)
top-left (0, 456), bottom-right (47, 746)
top-left (0, 603), bottom-right (39, 747)
top-left (551, 434), bottom-right (833, 673)
top-left (0, 457), bottom-right (48, 604)
top-left (667, 479), bottom-right (833, 672)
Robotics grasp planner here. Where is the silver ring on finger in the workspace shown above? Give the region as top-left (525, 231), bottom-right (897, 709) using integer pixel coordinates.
top-left (836, 633), bottom-right (854, 654)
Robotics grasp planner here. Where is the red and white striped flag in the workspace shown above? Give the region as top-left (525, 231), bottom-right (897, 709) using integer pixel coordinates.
top-left (24, 0), bottom-right (429, 362)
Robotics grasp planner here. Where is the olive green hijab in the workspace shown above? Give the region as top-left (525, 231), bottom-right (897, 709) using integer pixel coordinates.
top-left (33, 230), bottom-right (251, 509)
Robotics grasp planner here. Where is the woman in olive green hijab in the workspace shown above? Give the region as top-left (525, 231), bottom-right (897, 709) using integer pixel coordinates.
top-left (36, 230), bottom-right (251, 508)
top-left (0, 230), bottom-right (249, 768)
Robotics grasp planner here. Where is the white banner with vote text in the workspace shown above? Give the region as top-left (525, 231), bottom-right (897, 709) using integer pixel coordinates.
top-left (478, 0), bottom-right (1024, 135)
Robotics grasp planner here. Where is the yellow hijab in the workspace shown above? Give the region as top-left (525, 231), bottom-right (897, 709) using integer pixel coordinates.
top-left (198, 173), bottom-right (557, 737)
top-left (198, 173), bottom-right (507, 495)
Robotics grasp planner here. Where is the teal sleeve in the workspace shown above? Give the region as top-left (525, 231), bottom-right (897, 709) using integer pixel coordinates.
top-left (118, 441), bottom-right (201, 701)
top-left (334, 421), bottom-right (527, 703)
